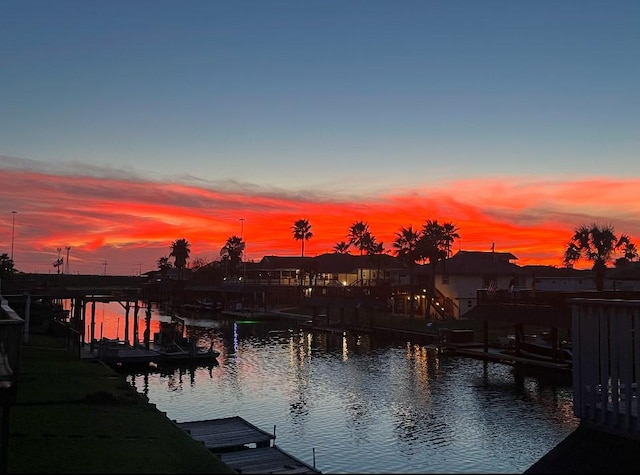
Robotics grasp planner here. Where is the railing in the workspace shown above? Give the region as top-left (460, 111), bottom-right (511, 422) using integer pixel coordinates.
top-left (49, 319), bottom-right (81, 358)
top-left (0, 296), bottom-right (25, 474)
top-left (0, 298), bottom-right (24, 402)
top-left (571, 298), bottom-right (640, 437)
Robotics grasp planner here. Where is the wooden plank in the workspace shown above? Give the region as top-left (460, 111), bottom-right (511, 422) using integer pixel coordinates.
top-left (219, 446), bottom-right (320, 474)
top-left (177, 416), bottom-right (274, 450)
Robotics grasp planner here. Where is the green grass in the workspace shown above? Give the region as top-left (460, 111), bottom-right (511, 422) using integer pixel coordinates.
top-left (8, 334), bottom-right (236, 474)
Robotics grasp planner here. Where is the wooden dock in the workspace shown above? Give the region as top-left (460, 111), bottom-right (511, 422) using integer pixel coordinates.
top-left (177, 416), bottom-right (275, 451)
top-left (219, 445), bottom-right (321, 474)
top-left (176, 416), bottom-right (321, 474)
top-left (449, 345), bottom-right (571, 372)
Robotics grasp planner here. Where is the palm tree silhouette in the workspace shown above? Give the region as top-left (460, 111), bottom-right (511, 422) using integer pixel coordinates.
top-left (563, 223), bottom-right (638, 290)
top-left (222, 235), bottom-right (245, 277)
top-left (393, 225), bottom-right (421, 318)
top-left (333, 241), bottom-right (350, 254)
top-left (348, 221), bottom-right (370, 255)
top-left (292, 219), bottom-right (313, 257)
top-left (170, 238), bottom-right (190, 279)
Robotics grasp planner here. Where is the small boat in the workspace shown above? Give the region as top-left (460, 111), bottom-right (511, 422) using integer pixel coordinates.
top-left (517, 333), bottom-right (572, 363)
top-left (98, 315), bottom-right (221, 367)
top-left (153, 316), bottom-right (220, 361)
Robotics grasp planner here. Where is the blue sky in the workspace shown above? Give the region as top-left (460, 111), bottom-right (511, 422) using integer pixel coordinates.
top-left (2, 0), bottom-right (640, 274)
top-left (3, 0), bottom-right (639, 190)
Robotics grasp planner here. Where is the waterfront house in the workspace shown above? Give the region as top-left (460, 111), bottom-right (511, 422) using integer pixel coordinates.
top-left (175, 249), bottom-right (611, 319)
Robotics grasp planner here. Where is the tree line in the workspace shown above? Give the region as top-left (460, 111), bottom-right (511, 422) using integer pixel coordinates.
top-left (155, 220), bottom-right (638, 292)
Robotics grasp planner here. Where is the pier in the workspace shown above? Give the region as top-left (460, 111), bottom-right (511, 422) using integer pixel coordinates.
top-left (177, 416), bottom-right (321, 474)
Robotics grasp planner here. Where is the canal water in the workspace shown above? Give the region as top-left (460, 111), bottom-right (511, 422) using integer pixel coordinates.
top-left (80, 302), bottom-right (579, 474)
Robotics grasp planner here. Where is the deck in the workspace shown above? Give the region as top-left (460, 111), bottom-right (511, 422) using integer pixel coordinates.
top-left (177, 416), bottom-right (275, 451)
top-left (219, 445), bottom-right (321, 474)
top-left (449, 344), bottom-right (572, 372)
top-left (176, 416), bottom-right (321, 474)
top-left (92, 340), bottom-right (220, 366)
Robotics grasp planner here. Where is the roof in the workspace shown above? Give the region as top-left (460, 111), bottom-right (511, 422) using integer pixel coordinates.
top-left (429, 250), bottom-right (520, 275)
top-left (607, 261), bottom-right (640, 280)
top-left (463, 301), bottom-right (571, 328)
top-left (519, 265), bottom-right (593, 279)
top-left (258, 253), bottom-right (406, 273)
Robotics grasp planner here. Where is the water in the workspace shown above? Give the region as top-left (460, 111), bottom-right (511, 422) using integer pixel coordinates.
top-left (81, 302), bottom-right (579, 474)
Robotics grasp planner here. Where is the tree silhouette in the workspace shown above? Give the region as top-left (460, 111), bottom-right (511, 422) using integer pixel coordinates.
top-left (418, 220), bottom-right (459, 318)
top-left (393, 225), bottom-right (422, 318)
top-left (292, 219), bottom-right (313, 257)
top-left (333, 241), bottom-right (350, 254)
top-left (348, 221), bottom-right (370, 255)
top-left (170, 238), bottom-right (190, 280)
top-left (563, 223), bottom-right (638, 291)
top-left (0, 253), bottom-right (15, 277)
top-left (222, 235), bottom-right (245, 277)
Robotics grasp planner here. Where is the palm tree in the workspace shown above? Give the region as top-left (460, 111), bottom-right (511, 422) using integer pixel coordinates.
top-left (333, 241), bottom-right (350, 254)
top-left (563, 223), bottom-right (638, 291)
top-left (441, 222), bottom-right (460, 258)
top-left (170, 238), bottom-right (190, 279)
top-left (0, 253), bottom-right (15, 277)
top-left (419, 220), bottom-right (455, 319)
top-left (367, 240), bottom-right (386, 286)
top-left (292, 219), bottom-right (313, 257)
top-left (393, 225), bottom-right (421, 317)
top-left (222, 235), bottom-right (245, 277)
top-left (348, 221), bottom-right (370, 255)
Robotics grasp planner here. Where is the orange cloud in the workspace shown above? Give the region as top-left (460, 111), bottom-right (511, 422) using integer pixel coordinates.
top-left (2, 163), bottom-right (639, 275)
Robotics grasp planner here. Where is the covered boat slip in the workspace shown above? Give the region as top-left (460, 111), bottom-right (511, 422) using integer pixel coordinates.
top-left (177, 416), bottom-right (321, 474)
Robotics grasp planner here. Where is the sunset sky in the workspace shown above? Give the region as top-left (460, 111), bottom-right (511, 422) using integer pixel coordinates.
top-left (2, 0), bottom-right (639, 275)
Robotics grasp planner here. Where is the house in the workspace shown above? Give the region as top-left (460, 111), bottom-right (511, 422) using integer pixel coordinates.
top-left (172, 249), bottom-right (630, 320)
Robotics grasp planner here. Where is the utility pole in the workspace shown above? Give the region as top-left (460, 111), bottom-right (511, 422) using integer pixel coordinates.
top-left (103, 261), bottom-right (107, 275)
top-left (65, 247), bottom-right (71, 274)
top-left (56, 247), bottom-right (62, 275)
top-left (10, 210), bottom-right (17, 261)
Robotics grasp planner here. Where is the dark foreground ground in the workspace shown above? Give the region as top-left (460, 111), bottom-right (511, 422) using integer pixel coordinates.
top-left (6, 334), bottom-right (235, 473)
top-left (6, 313), bottom-right (640, 473)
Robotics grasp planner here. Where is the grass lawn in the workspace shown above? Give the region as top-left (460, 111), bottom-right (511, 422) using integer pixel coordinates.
top-left (8, 334), bottom-right (235, 474)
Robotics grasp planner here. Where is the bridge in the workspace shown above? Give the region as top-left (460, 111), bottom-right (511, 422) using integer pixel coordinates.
top-left (0, 273), bottom-right (146, 300)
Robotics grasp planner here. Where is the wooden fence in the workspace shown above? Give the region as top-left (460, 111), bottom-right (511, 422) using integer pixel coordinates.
top-left (571, 298), bottom-right (640, 437)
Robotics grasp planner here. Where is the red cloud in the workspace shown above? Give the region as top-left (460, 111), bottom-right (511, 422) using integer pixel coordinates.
top-left (2, 166), bottom-right (639, 274)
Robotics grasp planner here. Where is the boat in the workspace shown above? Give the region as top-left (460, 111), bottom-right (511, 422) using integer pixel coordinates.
top-left (180, 299), bottom-right (221, 313)
top-left (97, 316), bottom-right (220, 367)
top-left (152, 316), bottom-right (221, 361)
top-left (517, 333), bottom-right (572, 363)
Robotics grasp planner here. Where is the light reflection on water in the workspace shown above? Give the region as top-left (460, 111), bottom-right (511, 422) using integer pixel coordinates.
top-left (102, 303), bottom-right (578, 474)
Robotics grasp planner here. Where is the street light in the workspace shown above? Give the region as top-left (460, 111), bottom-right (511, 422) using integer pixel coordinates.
top-left (10, 210), bottom-right (17, 261)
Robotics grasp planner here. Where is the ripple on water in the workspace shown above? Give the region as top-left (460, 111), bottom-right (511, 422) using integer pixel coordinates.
top-left (125, 318), bottom-right (579, 474)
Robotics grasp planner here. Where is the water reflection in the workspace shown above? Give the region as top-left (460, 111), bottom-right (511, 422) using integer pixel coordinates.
top-left (90, 302), bottom-right (581, 474)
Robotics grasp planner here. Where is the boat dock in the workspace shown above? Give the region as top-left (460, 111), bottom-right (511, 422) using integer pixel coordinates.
top-left (443, 342), bottom-right (571, 371)
top-left (176, 416), bottom-right (321, 474)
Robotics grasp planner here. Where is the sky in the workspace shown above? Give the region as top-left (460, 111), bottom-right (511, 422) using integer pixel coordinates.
top-left (1, 0), bottom-right (639, 275)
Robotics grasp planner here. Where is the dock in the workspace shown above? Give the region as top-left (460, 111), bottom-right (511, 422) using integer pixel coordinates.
top-left (92, 340), bottom-right (220, 367)
top-left (177, 416), bottom-right (275, 451)
top-left (444, 343), bottom-right (571, 372)
top-left (218, 445), bottom-right (320, 474)
top-left (176, 416), bottom-right (321, 474)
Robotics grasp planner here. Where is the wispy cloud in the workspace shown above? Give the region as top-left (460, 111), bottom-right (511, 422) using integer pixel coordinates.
top-left (2, 156), bottom-right (638, 274)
